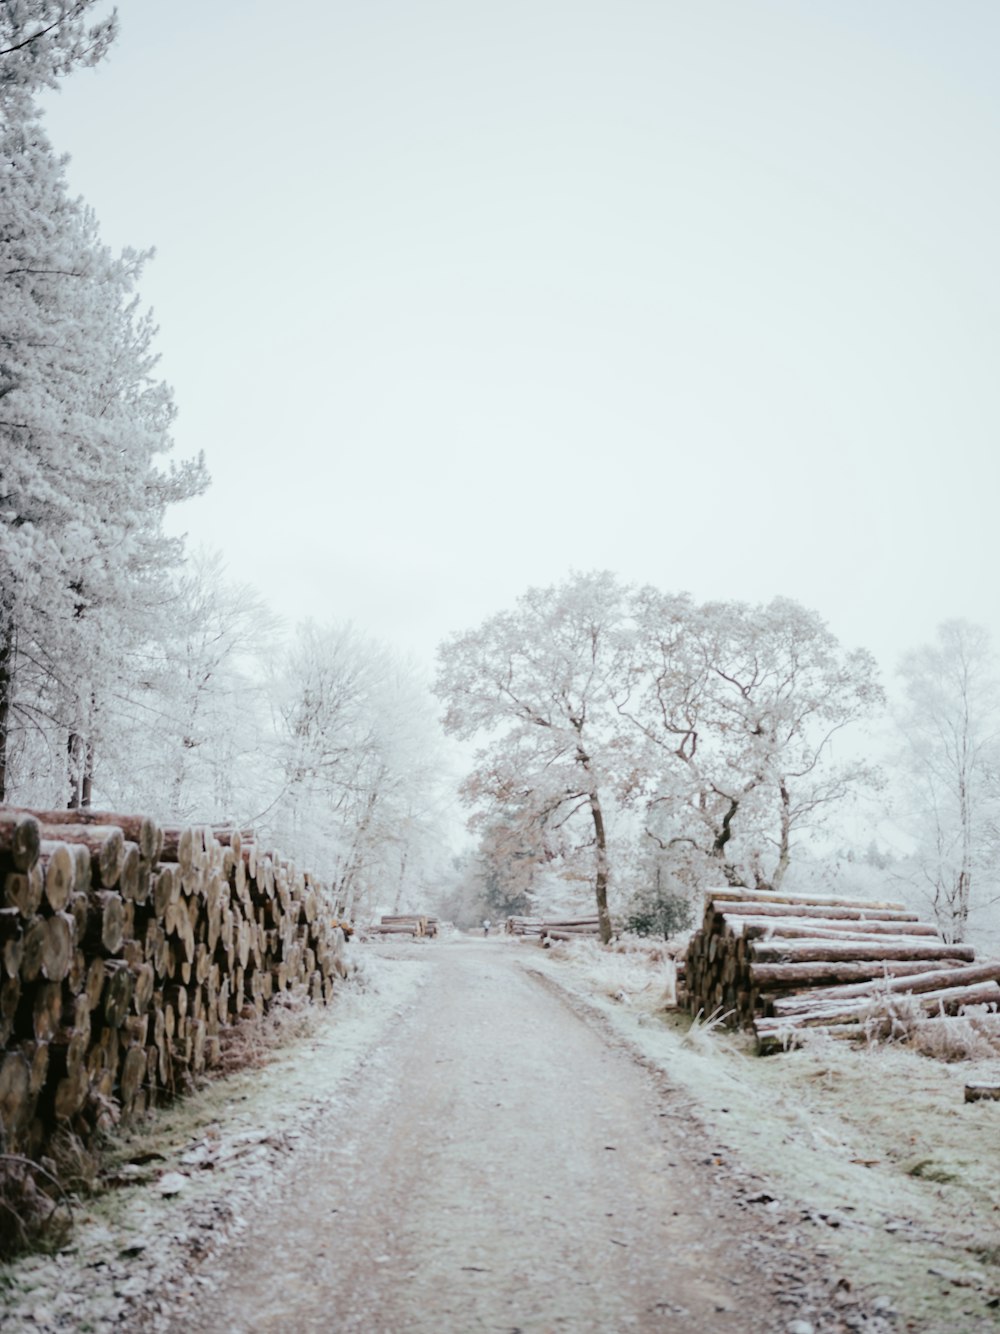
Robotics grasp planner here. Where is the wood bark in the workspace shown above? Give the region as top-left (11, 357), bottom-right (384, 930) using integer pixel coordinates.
top-left (0, 906), bottom-right (22, 975)
top-left (708, 885), bottom-right (910, 910)
top-left (747, 957), bottom-right (972, 989)
top-left (7, 807), bottom-right (163, 862)
top-left (84, 890), bottom-right (125, 957)
top-left (3, 866), bottom-right (43, 917)
top-left (0, 1047), bottom-right (31, 1149)
top-left (748, 938), bottom-right (976, 965)
top-left (682, 883), bottom-right (994, 1040)
top-left (726, 914), bottom-right (940, 941)
top-left (0, 812), bottom-right (41, 871)
top-left (37, 823), bottom-right (125, 889)
top-left (965, 1083), bottom-right (1000, 1103)
top-left (0, 808), bottom-right (358, 1163)
top-left (38, 841), bottom-right (76, 911)
top-left (771, 960), bottom-right (1000, 1016)
top-left (709, 898), bottom-right (920, 923)
top-left (755, 979), bottom-right (1000, 1033)
top-left (40, 913), bottom-right (74, 982)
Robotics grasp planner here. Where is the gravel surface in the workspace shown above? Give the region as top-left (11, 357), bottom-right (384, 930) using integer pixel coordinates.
top-left (152, 940), bottom-right (888, 1332)
top-left (2, 938), bottom-right (899, 1332)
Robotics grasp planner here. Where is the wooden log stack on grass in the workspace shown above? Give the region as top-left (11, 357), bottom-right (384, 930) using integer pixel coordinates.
top-left (505, 916), bottom-right (542, 937)
top-left (0, 806), bottom-right (354, 1162)
top-left (505, 914), bottom-right (602, 942)
top-left (539, 916), bottom-right (602, 944)
top-left (680, 886), bottom-right (1000, 1054)
top-left (369, 914), bottom-right (438, 938)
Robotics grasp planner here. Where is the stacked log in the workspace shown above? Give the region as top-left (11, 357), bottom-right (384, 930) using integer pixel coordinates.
top-left (681, 886), bottom-right (1000, 1053)
top-left (506, 916), bottom-right (542, 936)
top-left (0, 806), bottom-right (353, 1160)
top-left (369, 914), bottom-right (437, 938)
top-left (540, 916), bottom-right (602, 943)
top-left (506, 915), bottom-right (602, 942)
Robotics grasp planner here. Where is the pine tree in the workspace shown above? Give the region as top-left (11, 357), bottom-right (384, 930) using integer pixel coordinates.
top-left (1, 2), bottom-right (118, 95)
top-left (0, 13), bottom-right (208, 801)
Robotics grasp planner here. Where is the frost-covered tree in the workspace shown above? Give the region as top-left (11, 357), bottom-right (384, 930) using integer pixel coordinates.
top-left (155, 551), bottom-right (276, 821)
top-left (0, 35), bottom-right (207, 802)
top-left (475, 808), bottom-right (552, 918)
top-left (436, 577), bottom-right (883, 932)
top-left (0, 1), bottom-right (117, 95)
top-left (270, 622), bottom-right (447, 919)
top-left (892, 621), bottom-right (1000, 942)
top-left (619, 593), bottom-right (883, 892)
top-left (435, 572), bottom-right (626, 942)
top-left (87, 550), bottom-right (276, 822)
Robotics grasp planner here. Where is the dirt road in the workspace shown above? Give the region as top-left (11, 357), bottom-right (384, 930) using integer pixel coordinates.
top-left (153, 940), bottom-right (864, 1333)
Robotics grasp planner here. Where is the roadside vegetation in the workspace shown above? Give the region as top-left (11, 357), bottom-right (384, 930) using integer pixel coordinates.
top-left (525, 935), bottom-right (1000, 1330)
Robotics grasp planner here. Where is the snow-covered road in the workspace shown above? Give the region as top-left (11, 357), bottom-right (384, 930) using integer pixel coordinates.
top-left (158, 940), bottom-right (799, 1332)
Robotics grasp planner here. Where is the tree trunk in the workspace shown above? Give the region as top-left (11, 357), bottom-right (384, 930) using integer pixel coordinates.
top-left (0, 622), bottom-right (14, 803)
top-left (588, 789), bottom-right (612, 944)
top-left (711, 797), bottom-right (738, 859)
top-left (66, 694), bottom-right (96, 809)
top-left (392, 848), bottom-right (408, 915)
top-left (81, 734), bottom-right (94, 808)
top-left (772, 780), bottom-right (792, 890)
top-left (67, 730), bottom-right (82, 809)
top-left (571, 733), bottom-right (612, 945)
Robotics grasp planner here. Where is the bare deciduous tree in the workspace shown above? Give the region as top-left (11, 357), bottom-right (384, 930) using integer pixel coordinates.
top-left (893, 620), bottom-right (1000, 942)
top-left (436, 571), bottom-right (628, 943)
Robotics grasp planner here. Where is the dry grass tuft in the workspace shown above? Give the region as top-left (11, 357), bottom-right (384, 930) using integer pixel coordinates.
top-left (860, 987), bottom-right (1000, 1061)
top-left (548, 936), bottom-right (679, 1009)
top-left (47, 1127), bottom-right (101, 1197)
top-left (907, 1009), bottom-right (1000, 1062)
top-left (859, 988), bottom-right (929, 1044)
top-left (680, 1005), bottom-right (737, 1053)
top-left (0, 1154), bottom-right (75, 1261)
top-left (214, 988), bottom-right (320, 1076)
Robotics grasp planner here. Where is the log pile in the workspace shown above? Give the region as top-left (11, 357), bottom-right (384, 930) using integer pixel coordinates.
top-left (680, 886), bottom-right (1000, 1053)
top-left (369, 914), bottom-right (438, 938)
top-left (506, 917), bottom-right (541, 936)
top-left (505, 915), bottom-right (602, 942)
top-left (0, 806), bottom-right (353, 1159)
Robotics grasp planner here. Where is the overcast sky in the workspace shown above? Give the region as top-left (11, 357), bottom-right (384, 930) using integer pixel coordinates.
top-left (40, 0), bottom-right (1000, 679)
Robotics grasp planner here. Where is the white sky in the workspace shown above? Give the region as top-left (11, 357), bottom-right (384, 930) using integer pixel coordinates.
top-left (41, 0), bottom-right (1000, 679)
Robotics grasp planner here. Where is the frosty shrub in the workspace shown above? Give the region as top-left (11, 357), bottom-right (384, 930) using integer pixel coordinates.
top-left (860, 989), bottom-right (928, 1045)
top-left (860, 988), bottom-right (1000, 1060)
top-left (908, 1008), bottom-right (1000, 1062)
top-left (625, 891), bottom-right (694, 941)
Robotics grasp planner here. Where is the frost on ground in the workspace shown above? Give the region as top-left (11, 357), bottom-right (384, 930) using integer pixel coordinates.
top-left (526, 935), bottom-right (1000, 1332)
top-left (1, 935), bottom-right (998, 1333)
top-left (114, 938), bottom-right (898, 1333)
top-left (0, 951), bottom-right (429, 1332)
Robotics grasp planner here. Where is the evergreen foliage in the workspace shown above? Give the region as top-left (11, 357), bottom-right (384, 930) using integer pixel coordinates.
top-left (0, 5), bottom-right (207, 801)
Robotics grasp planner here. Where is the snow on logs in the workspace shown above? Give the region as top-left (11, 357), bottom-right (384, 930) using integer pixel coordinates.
top-left (0, 806), bottom-right (353, 1160)
top-left (679, 886), bottom-right (1000, 1054)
